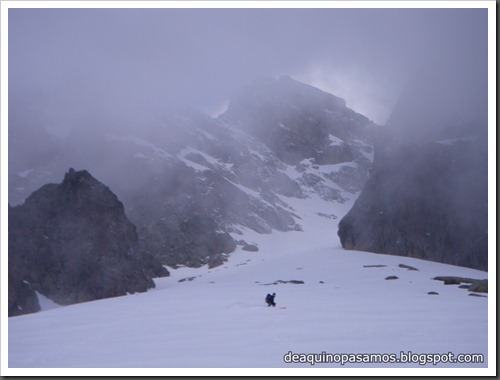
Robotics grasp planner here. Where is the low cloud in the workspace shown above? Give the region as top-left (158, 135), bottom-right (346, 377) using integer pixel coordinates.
top-left (293, 63), bottom-right (402, 125)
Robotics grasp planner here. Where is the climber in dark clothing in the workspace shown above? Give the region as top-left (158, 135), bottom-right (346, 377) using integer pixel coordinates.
top-left (265, 293), bottom-right (276, 307)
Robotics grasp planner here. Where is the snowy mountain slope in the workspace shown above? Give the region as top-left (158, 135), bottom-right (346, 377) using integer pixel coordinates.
top-left (7, 192), bottom-right (489, 372)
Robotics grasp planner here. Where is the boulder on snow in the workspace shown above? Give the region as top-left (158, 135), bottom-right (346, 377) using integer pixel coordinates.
top-left (178, 276), bottom-right (197, 283)
top-left (263, 279), bottom-right (305, 285)
top-left (468, 279), bottom-right (488, 293)
top-left (433, 276), bottom-right (488, 293)
top-left (399, 264), bottom-right (419, 271)
top-left (433, 276), bottom-right (475, 285)
top-left (242, 244), bottom-right (259, 252)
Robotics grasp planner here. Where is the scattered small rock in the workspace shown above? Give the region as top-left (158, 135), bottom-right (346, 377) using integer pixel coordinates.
top-left (319, 281), bottom-right (325, 284)
top-left (262, 279), bottom-right (305, 285)
top-left (316, 212), bottom-right (337, 220)
top-left (242, 244), bottom-right (259, 252)
top-left (427, 291), bottom-right (439, 295)
top-left (433, 276), bottom-right (476, 285)
top-left (399, 264), bottom-right (419, 271)
top-left (469, 293), bottom-right (487, 298)
top-left (385, 276), bottom-right (399, 280)
top-left (293, 224), bottom-right (304, 232)
top-left (178, 276), bottom-right (197, 283)
top-left (363, 265), bottom-right (387, 268)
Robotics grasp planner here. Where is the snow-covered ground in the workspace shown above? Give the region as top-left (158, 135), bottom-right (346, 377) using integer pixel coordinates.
top-left (5, 192), bottom-right (492, 376)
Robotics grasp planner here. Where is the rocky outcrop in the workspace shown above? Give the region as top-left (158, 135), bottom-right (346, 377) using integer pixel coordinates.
top-left (9, 169), bottom-right (169, 316)
top-left (338, 138), bottom-right (488, 271)
top-left (433, 277), bottom-right (488, 293)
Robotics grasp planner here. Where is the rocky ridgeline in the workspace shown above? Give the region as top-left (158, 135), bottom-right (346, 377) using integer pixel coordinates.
top-left (8, 169), bottom-right (169, 316)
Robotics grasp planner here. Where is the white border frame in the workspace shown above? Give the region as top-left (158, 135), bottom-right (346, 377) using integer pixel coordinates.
top-left (1, 1), bottom-right (496, 377)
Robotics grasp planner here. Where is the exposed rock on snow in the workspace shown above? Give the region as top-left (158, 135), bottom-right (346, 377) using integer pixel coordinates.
top-left (433, 276), bottom-right (488, 293)
top-left (262, 279), bottom-right (305, 285)
top-left (241, 244), bottom-right (259, 252)
top-left (385, 276), bottom-right (399, 280)
top-left (399, 264), bottom-right (419, 271)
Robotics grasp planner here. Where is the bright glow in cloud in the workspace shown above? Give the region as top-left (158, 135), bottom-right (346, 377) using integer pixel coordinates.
top-left (294, 63), bottom-right (402, 125)
top-left (205, 100), bottom-right (229, 118)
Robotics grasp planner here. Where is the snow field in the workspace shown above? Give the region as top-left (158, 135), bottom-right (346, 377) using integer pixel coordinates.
top-left (6, 188), bottom-right (489, 374)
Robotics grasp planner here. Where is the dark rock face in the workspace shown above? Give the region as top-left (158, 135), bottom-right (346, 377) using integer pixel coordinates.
top-left (242, 244), bottom-right (259, 252)
top-left (9, 169), bottom-right (169, 316)
top-left (223, 76), bottom-right (374, 165)
top-left (338, 138), bottom-right (488, 271)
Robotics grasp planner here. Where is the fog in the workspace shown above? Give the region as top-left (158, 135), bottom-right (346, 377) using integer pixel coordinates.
top-left (9, 7), bottom-right (487, 136)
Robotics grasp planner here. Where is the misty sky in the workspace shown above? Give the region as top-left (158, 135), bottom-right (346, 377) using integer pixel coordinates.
top-left (9, 6), bottom-right (488, 133)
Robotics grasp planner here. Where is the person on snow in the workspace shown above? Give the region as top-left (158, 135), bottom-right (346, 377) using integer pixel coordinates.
top-left (265, 293), bottom-right (276, 307)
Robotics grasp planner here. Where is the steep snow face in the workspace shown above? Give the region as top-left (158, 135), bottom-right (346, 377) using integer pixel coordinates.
top-left (7, 192), bottom-right (489, 372)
